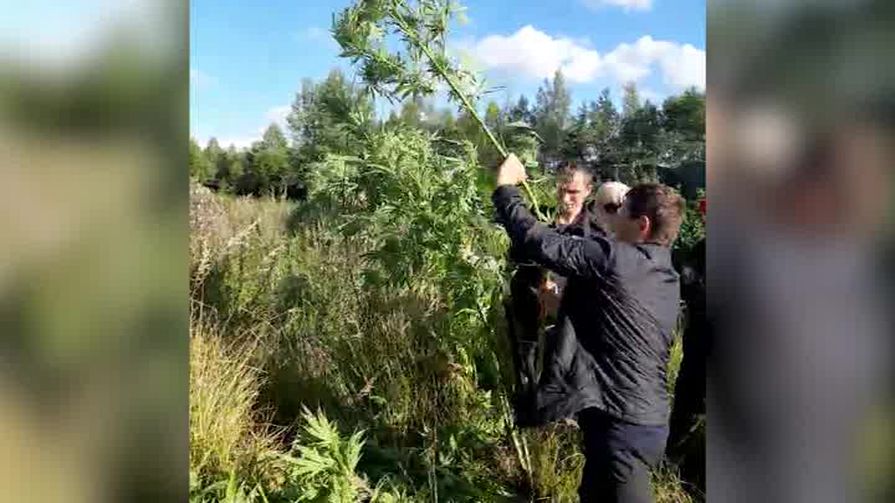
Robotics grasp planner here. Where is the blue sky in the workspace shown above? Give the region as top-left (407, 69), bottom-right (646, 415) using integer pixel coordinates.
top-left (191, 0), bottom-right (705, 149)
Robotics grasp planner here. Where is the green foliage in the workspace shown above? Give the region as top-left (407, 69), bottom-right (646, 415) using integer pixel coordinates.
top-left (288, 69), bottom-right (375, 164)
top-left (506, 94), bottom-right (535, 126)
top-left (277, 408), bottom-right (368, 502)
top-left (554, 81), bottom-right (706, 190)
top-left (525, 425), bottom-right (585, 499)
top-left (306, 125), bottom-right (508, 348)
top-left (623, 81), bottom-right (642, 117)
top-left (534, 69), bottom-right (572, 165)
top-left (189, 1), bottom-right (705, 500)
top-left (674, 189), bottom-right (706, 254)
top-left (562, 87), bottom-right (620, 168)
top-left (661, 88), bottom-right (706, 140)
top-left (189, 175), bottom-right (696, 500)
top-left (219, 146), bottom-right (247, 189)
top-left (191, 137), bottom-right (214, 182)
top-left (189, 470), bottom-right (269, 503)
top-left (333, 0), bottom-right (475, 104)
top-left (333, 0), bottom-right (545, 217)
top-left (245, 124), bottom-right (291, 195)
top-left (206, 138), bottom-right (225, 168)
top-left (618, 100), bottom-right (663, 183)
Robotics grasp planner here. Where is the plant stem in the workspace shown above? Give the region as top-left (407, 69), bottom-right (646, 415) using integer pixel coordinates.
top-left (390, 8), bottom-right (545, 220)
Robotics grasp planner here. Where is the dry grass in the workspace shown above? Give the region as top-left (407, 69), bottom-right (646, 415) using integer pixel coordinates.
top-left (189, 183), bottom-right (290, 293)
top-left (189, 321), bottom-right (279, 483)
top-left (653, 465), bottom-right (697, 503)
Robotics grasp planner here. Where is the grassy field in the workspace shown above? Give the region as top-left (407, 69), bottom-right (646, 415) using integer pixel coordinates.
top-left (189, 180), bottom-right (697, 502)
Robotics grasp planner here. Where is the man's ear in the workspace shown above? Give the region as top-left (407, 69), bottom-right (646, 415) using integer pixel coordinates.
top-left (638, 215), bottom-right (651, 236)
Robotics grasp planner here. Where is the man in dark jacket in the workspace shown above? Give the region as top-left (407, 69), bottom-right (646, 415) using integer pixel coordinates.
top-left (505, 165), bottom-right (630, 426)
top-left (505, 163), bottom-right (604, 426)
top-left (494, 154), bottom-right (685, 502)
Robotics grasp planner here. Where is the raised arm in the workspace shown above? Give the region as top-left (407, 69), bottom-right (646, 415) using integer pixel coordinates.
top-left (493, 184), bottom-right (611, 279)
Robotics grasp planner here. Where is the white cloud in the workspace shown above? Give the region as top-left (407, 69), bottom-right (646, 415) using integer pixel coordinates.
top-left (467, 25), bottom-right (602, 83)
top-left (265, 105), bottom-right (291, 129)
top-left (601, 36), bottom-right (705, 89)
top-left (463, 27), bottom-right (704, 90)
top-left (581, 0), bottom-right (653, 12)
top-left (658, 43), bottom-right (705, 89)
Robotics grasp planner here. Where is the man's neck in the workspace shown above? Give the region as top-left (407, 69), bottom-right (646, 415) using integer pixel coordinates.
top-left (557, 209), bottom-right (581, 226)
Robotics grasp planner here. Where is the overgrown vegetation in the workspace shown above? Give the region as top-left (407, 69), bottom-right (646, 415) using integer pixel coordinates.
top-left (189, 138), bottom-right (699, 500)
top-left (190, 0), bottom-right (704, 500)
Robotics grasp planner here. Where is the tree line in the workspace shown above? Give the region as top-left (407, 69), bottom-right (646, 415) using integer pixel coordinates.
top-left (190, 68), bottom-right (705, 200)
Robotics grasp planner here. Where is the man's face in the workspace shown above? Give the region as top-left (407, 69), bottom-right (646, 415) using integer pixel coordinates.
top-left (557, 172), bottom-right (592, 219)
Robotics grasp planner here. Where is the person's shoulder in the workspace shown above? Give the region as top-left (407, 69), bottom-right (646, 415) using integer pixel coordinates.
top-left (613, 242), bottom-right (677, 276)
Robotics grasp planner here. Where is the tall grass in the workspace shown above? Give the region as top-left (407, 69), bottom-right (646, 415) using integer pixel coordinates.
top-left (189, 168), bottom-right (697, 500)
top-left (189, 321), bottom-right (278, 486)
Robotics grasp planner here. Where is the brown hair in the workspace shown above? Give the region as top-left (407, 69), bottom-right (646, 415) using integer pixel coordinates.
top-left (556, 162), bottom-right (593, 185)
top-left (624, 183), bottom-right (685, 246)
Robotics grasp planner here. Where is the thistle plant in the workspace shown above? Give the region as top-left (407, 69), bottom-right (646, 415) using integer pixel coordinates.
top-left (333, 0), bottom-right (545, 219)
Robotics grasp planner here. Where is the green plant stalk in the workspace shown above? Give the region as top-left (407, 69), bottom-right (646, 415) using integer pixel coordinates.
top-left (504, 395), bottom-right (533, 487)
top-left (390, 9), bottom-right (545, 220)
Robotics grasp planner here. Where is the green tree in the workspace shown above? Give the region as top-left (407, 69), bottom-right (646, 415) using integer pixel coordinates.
top-left (384, 110), bottom-right (400, 129)
top-left (246, 124), bottom-right (290, 195)
top-left (560, 102), bottom-right (590, 162)
top-left (506, 95), bottom-right (534, 125)
top-left (287, 68), bottom-right (374, 164)
top-left (592, 88), bottom-right (620, 138)
top-left (399, 98), bottom-right (422, 128)
top-left (619, 97), bottom-right (662, 183)
top-left (437, 108), bottom-right (456, 131)
top-left (560, 88), bottom-right (622, 175)
top-left (661, 87), bottom-right (705, 141)
top-left (216, 145), bottom-right (245, 190)
top-left (606, 81), bottom-right (665, 183)
top-left (453, 108), bottom-right (487, 157)
top-left (189, 137), bottom-right (213, 182)
top-left (622, 81), bottom-right (641, 118)
top-left (479, 101), bottom-right (504, 167)
top-left (204, 137), bottom-right (223, 167)
top-left (484, 101), bottom-right (501, 131)
top-left (534, 69), bottom-right (572, 166)
top-left (590, 89), bottom-right (622, 174)
top-left (656, 88), bottom-right (706, 198)
top-left (397, 96), bottom-right (437, 130)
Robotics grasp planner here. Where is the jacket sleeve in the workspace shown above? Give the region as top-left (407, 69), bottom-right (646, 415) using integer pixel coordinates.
top-left (493, 185), bottom-right (611, 279)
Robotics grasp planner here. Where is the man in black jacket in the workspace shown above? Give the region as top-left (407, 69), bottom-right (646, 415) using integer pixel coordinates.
top-left (506, 165), bottom-right (631, 426)
top-left (493, 154), bottom-right (684, 502)
top-left (506, 163), bottom-right (605, 426)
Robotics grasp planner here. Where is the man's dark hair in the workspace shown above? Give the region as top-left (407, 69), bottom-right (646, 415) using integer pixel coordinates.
top-left (624, 183), bottom-right (685, 246)
top-left (556, 162), bottom-right (593, 185)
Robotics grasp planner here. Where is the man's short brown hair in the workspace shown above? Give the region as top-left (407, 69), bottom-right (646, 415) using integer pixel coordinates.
top-left (624, 183), bottom-right (685, 246)
top-left (556, 162), bottom-right (593, 185)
